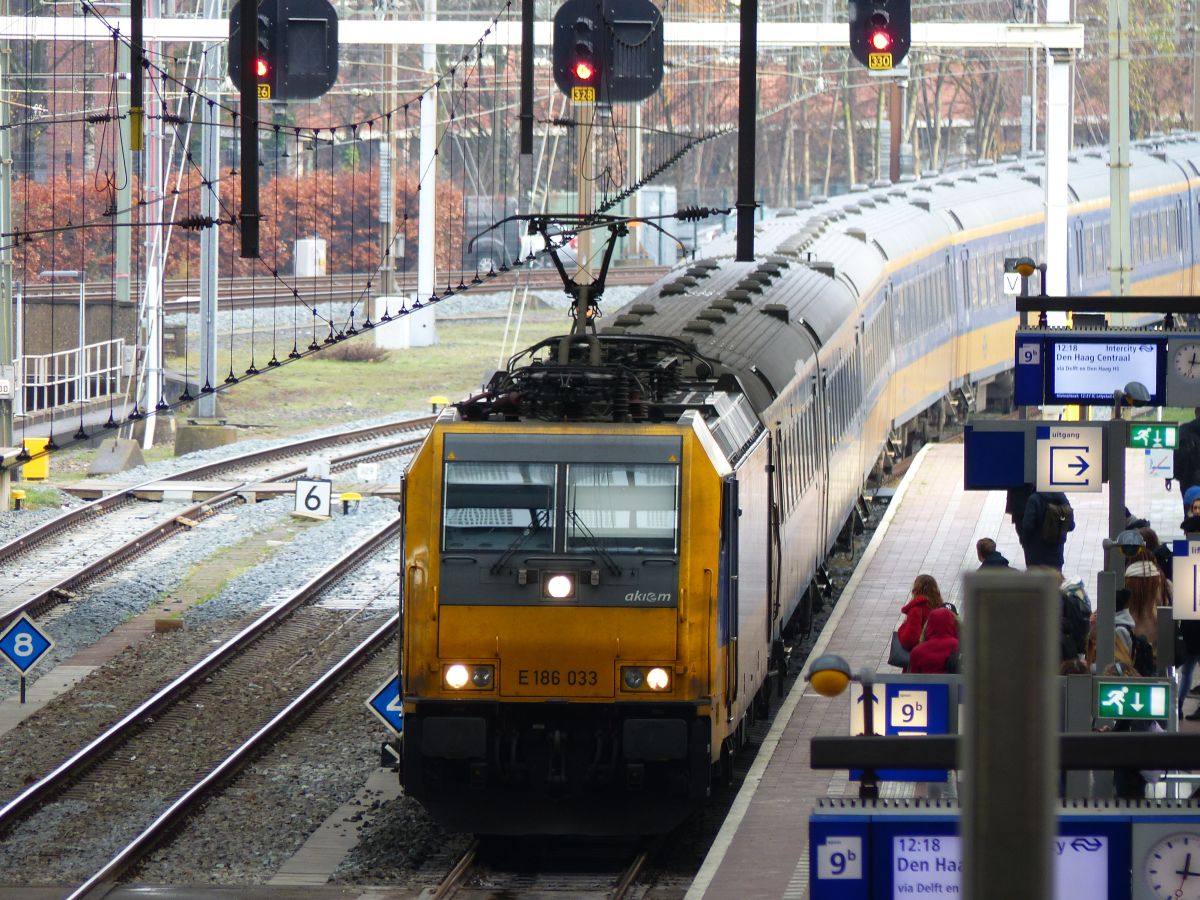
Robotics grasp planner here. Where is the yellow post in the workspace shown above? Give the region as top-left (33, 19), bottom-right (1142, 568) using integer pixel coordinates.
top-left (21, 438), bottom-right (49, 480)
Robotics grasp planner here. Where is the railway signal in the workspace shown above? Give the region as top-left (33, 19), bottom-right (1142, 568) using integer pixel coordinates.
top-left (552, 0), bottom-right (663, 103)
top-left (849, 0), bottom-right (910, 71)
top-left (229, 0), bottom-right (339, 102)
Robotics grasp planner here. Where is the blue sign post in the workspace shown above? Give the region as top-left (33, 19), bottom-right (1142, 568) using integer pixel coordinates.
top-left (366, 673), bottom-right (404, 735)
top-left (0, 614), bottom-right (54, 704)
top-left (849, 681), bottom-right (952, 782)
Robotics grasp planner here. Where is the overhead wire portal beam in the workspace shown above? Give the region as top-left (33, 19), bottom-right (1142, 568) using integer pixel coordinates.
top-left (0, 19), bottom-right (1083, 50)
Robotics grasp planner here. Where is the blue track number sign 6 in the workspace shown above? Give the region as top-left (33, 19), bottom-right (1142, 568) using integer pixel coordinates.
top-left (0, 614), bottom-right (54, 674)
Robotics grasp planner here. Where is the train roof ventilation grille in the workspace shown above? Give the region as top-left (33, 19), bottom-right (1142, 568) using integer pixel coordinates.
top-left (765, 255), bottom-right (792, 268)
top-left (1022, 173), bottom-right (1042, 186)
top-left (672, 275), bottom-right (699, 287)
top-left (806, 260), bottom-right (836, 278)
top-left (708, 299), bottom-right (738, 313)
top-left (614, 314), bottom-right (644, 327)
top-left (686, 266), bottom-right (714, 279)
top-left (762, 305), bottom-right (789, 323)
top-left (659, 283), bottom-right (688, 297)
top-left (691, 259), bottom-right (720, 271)
top-left (724, 289), bottom-right (754, 303)
top-left (911, 198), bottom-right (931, 211)
top-left (735, 279), bottom-right (766, 293)
top-left (698, 310), bottom-right (727, 324)
top-left (846, 227), bottom-right (868, 243)
top-left (683, 320), bottom-right (715, 335)
top-left (630, 303), bottom-right (657, 315)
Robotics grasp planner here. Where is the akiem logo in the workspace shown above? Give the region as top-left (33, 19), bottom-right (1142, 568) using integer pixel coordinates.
top-left (624, 590), bottom-right (673, 604)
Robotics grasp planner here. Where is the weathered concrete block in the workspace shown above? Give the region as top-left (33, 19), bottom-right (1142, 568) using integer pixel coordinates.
top-left (88, 438), bottom-right (146, 475)
top-left (174, 422), bottom-right (238, 457)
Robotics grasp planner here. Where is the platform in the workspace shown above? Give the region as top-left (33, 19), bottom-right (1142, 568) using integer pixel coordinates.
top-left (686, 439), bottom-right (1194, 900)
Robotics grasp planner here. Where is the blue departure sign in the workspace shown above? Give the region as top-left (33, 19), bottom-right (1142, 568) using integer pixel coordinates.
top-left (0, 614), bottom-right (54, 675)
top-left (366, 673), bottom-right (403, 734)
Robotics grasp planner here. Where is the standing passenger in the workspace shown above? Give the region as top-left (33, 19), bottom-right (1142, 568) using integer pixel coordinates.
top-left (1175, 409), bottom-right (1200, 506)
top-left (976, 537), bottom-right (1011, 569)
top-left (1020, 490), bottom-right (1075, 572)
top-left (897, 574), bottom-right (945, 655)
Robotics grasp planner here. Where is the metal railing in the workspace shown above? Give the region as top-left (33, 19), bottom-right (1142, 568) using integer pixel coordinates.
top-left (18, 338), bottom-right (126, 414)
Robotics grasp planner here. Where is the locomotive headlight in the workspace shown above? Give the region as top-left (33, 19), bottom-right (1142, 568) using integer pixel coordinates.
top-left (544, 573), bottom-right (576, 600)
top-left (444, 664), bottom-right (470, 690)
top-left (622, 667), bottom-right (645, 689)
top-left (471, 665), bottom-right (494, 688)
top-left (646, 667), bottom-right (671, 691)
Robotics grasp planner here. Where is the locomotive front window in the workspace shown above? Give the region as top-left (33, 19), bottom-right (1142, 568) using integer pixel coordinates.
top-left (442, 462), bottom-right (556, 551)
top-left (565, 463), bottom-right (680, 554)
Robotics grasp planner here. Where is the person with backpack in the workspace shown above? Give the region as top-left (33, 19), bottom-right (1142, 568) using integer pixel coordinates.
top-left (1058, 572), bottom-right (1092, 663)
top-left (1120, 558), bottom-right (1163, 676)
top-left (910, 607), bottom-right (960, 674)
top-left (1020, 490), bottom-right (1075, 571)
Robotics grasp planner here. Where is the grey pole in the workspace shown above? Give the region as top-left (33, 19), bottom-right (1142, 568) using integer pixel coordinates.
top-left (198, 0), bottom-right (221, 419)
top-left (1108, 0), bottom-right (1131, 298)
top-left (0, 0), bottom-right (11, 508)
top-left (962, 569), bottom-right (1059, 900)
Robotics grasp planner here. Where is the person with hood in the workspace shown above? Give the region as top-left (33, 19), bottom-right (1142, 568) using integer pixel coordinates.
top-left (1175, 408), bottom-right (1200, 507)
top-left (910, 607), bottom-right (960, 674)
top-left (1020, 490), bottom-right (1074, 571)
top-left (976, 537), bottom-right (1010, 569)
top-left (1182, 486), bottom-right (1200, 533)
top-left (897, 573), bottom-right (944, 657)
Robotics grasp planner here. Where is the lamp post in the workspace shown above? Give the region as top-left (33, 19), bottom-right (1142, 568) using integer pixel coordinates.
top-left (807, 654), bottom-right (879, 799)
top-left (39, 270), bottom-right (84, 407)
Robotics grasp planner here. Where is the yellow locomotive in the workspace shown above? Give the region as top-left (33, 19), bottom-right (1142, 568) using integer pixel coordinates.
top-left (399, 334), bottom-right (777, 834)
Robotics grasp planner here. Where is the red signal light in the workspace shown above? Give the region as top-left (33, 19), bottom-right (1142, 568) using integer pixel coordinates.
top-left (869, 29), bottom-right (892, 51)
top-left (573, 60), bottom-right (595, 82)
top-left (255, 57), bottom-right (269, 78)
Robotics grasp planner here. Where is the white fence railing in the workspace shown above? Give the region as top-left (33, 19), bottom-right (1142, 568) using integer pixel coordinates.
top-left (18, 338), bottom-right (127, 414)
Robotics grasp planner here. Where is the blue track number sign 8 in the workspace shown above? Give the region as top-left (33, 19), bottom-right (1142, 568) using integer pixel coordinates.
top-left (0, 614), bottom-right (54, 674)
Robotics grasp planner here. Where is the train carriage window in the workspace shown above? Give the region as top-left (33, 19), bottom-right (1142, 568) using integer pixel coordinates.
top-left (442, 462), bottom-right (556, 551)
top-left (566, 463), bottom-right (680, 553)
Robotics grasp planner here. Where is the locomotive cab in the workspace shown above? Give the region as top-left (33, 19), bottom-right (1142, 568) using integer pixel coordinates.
top-left (398, 333), bottom-right (772, 835)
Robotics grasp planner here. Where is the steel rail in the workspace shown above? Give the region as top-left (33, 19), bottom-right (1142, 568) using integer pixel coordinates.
top-left (67, 612), bottom-right (400, 900)
top-left (0, 422), bottom-right (428, 632)
top-left (0, 415), bottom-right (433, 569)
top-left (430, 840), bottom-right (480, 900)
top-left (0, 516), bottom-right (402, 840)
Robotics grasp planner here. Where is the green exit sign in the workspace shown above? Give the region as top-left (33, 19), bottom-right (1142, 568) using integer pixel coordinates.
top-left (1129, 423), bottom-right (1178, 449)
top-left (1095, 680), bottom-right (1171, 720)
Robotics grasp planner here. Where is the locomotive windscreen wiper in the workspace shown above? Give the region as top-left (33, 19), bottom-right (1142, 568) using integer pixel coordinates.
top-left (489, 510), bottom-right (550, 575)
top-left (567, 510), bottom-right (622, 577)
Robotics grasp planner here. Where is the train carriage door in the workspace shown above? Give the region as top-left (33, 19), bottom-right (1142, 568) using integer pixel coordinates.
top-left (1071, 219), bottom-right (1085, 295)
top-left (718, 475), bottom-right (739, 707)
top-left (955, 248), bottom-right (971, 374)
top-left (814, 371), bottom-right (831, 558)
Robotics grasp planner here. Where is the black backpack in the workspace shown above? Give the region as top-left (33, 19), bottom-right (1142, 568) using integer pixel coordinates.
top-left (1059, 590), bottom-right (1091, 661)
top-left (1117, 624), bottom-right (1157, 676)
top-left (1041, 501), bottom-right (1075, 544)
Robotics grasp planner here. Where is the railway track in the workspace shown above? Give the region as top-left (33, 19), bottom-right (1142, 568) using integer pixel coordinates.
top-left (0, 519), bottom-right (402, 895)
top-left (0, 415), bottom-right (432, 632)
top-left (430, 839), bottom-right (652, 899)
top-left (21, 267), bottom-right (671, 313)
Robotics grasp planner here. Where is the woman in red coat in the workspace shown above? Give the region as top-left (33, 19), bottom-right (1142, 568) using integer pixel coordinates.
top-left (897, 573), bottom-right (945, 654)
top-left (910, 607), bottom-right (960, 674)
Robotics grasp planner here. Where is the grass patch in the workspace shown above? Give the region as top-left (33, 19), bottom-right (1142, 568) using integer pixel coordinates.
top-left (170, 313), bottom-right (569, 436)
top-left (13, 485), bottom-right (65, 510)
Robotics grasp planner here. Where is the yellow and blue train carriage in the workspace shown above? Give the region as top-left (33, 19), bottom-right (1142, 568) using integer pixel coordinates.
top-left (398, 135), bottom-right (1200, 835)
